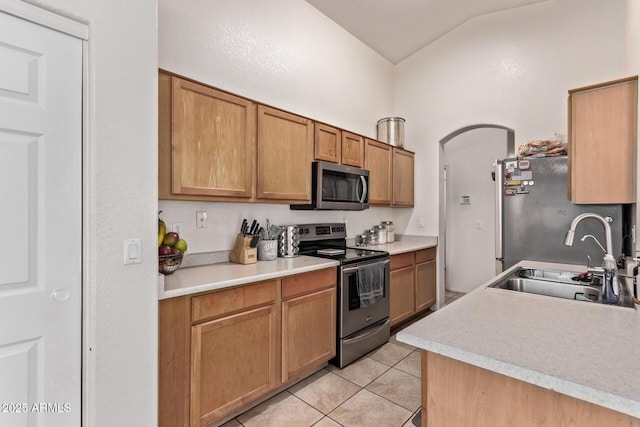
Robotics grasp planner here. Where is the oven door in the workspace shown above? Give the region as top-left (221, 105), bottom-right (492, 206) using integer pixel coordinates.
top-left (338, 258), bottom-right (390, 338)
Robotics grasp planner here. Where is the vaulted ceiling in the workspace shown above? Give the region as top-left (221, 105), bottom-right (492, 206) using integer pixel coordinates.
top-left (305, 0), bottom-right (548, 64)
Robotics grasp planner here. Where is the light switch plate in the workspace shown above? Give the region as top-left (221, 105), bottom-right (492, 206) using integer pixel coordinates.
top-left (124, 238), bottom-right (142, 265)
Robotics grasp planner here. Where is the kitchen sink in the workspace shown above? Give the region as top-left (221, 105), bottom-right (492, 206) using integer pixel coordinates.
top-left (488, 268), bottom-right (635, 309)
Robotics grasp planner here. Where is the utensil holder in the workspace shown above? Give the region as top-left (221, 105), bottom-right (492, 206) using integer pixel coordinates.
top-left (257, 240), bottom-right (278, 261)
top-left (229, 234), bottom-right (257, 264)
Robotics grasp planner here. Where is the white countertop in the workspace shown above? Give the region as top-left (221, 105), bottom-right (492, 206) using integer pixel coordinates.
top-left (159, 256), bottom-right (339, 300)
top-left (397, 260), bottom-right (640, 419)
top-left (369, 235), bottom-right (438, 255)
top-left (158, 235), bottom-right (437, 300)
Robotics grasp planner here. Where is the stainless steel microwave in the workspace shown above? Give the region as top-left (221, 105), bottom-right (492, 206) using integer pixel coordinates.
top-left (291, 161), bottom-right (370, 211)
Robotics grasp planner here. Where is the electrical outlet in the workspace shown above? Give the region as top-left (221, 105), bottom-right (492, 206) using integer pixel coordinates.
top-left (196, 211), bottom-right (207, 228)
top-left (418, 217), bottom-right (425, 228)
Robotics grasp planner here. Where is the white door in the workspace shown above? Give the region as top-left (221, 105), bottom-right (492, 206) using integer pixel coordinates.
top-left (0, 10), bottom-right (82, 427)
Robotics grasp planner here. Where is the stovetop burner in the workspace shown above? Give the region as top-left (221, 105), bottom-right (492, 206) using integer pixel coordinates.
top-left (297, 223), bottom-right (389, 265)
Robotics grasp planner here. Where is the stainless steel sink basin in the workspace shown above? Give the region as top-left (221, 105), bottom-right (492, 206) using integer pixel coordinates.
top-left (488, 268), bottom-right (635, 309)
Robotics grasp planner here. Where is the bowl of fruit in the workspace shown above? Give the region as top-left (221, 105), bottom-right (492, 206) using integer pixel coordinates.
top-left (158, 218), bottom-right (188, 275)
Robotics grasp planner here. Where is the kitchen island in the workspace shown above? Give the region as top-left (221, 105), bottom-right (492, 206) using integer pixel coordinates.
top-left (397, 260), bottom-right (640, 426)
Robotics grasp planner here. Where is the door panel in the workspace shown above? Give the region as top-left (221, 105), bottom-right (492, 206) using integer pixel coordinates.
top-left (0, 11), bottom-right (82, 426)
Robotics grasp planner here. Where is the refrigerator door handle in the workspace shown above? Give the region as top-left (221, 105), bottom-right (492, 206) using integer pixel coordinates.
top-left (494, 159), bottom-right (504, 274)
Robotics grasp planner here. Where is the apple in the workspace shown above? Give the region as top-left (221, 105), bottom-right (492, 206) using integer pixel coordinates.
top-left (170, 246), bottom-right (181, 255)
top-left (159, 245), bottom-right (173, 256)
top-left (175, 239), bottom-right (188, 253)
top-left (163, 232), bottom-right (179, 247)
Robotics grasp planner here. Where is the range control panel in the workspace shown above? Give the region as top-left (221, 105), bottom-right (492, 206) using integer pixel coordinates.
top-left (298, 223), bottom-right (347, 241)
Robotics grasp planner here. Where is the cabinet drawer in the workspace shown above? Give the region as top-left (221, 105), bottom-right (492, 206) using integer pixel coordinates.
top-left (391, 252), bottom-right (415, 270)
top-left (191, 280), bottom-right (278, 323)
top-left (282, 268), bottom-right (337, 300)
top-left (416, 247), bottom-right (436, 263)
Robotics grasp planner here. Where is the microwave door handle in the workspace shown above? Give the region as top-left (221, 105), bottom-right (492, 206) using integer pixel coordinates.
top-left (358, 176), bottom-right (368, 203)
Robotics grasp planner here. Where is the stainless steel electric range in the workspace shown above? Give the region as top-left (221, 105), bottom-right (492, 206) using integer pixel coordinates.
top-left (298, 223), bottom-right (390, 368)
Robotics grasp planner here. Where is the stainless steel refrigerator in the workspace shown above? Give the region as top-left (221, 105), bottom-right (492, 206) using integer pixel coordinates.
top-left (495, 156), bottom-right (625, 272)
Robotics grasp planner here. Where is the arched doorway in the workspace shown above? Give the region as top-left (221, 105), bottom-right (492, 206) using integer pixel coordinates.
top-left (439, 125), bottom-right (514, 294)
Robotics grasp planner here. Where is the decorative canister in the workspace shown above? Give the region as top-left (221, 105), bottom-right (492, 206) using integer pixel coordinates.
top-left (381, 221), bottom-right (395, 243)
top-left (376, 117), bottom-right (405, 148)
top-left (373, 225), bottom-right (387, 245)
top-left (257, 239), bottom-right (278, 261)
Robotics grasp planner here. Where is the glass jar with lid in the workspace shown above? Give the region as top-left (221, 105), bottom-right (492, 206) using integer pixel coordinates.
top-left (366, 229), bottom-right (378, 245)
top-left (355, 234), bottom-right (369, 247)
top-left (381, 221), bottom-right (394, 243)
top-left (373, 225), bottom-right (387, 245)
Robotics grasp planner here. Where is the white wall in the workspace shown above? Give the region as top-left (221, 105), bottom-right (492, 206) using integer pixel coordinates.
top-left (444, 128), bottom-right (508, 292)
top-left (158, 0), bottom-right (405, 253)
top-left (628, 0), bottom-right (640, 256)
top-left (25, 0), bottom-right (159, 425)
top-left (625, 0), bottom-right (639, 74)
top-left (395, 0), bottom-right (626, 238)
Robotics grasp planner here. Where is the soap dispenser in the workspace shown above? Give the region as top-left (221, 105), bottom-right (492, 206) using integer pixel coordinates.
top-left (602, 254), bottom-right (620, 304)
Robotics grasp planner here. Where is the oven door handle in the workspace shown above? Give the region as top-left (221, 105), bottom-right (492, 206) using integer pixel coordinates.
top-left (342, 258), bottom-right (389, 275)
top-left (342, 319), bottom-right (390, 345)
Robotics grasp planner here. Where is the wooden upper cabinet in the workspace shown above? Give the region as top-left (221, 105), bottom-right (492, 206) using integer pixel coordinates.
top-left (159, 72), bottom-right (256, 200)
top-left (393, 147), bottom-right (415, 207)
top-left (314, 123), bottom-right (341, 163)
top-left (365, 139), bottom-right (393, 205)
top-left (568, 76), bottom-right (638, 204)
top-left (341, 131), bottom-right (364, 168)
top-left (257, 105), bottom-right (313, 202)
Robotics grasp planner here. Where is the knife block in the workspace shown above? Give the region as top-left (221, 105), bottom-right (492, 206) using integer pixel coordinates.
top-left (229, 234), bottom-right (257, 264)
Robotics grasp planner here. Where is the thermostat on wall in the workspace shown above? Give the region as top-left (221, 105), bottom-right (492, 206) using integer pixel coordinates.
top-left (460, 195), bottom-right (471, 204)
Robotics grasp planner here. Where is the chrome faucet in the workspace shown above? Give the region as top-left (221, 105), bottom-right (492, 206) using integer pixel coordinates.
top-left (564, 213), bottom-right (613, 258)
top-left (564, 213), bottom-right (619, 303)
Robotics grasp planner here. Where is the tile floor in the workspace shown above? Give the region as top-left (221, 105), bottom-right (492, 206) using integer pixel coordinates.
top-left (221, 291), bottom-right (465, 427)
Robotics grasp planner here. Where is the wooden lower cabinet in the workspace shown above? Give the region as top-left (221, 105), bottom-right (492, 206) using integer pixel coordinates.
top-left (390, 265), bottom-right (415, 327)
top-left (282, 287), bottom-right (336, 382)
top-left (415, 248), bottom-right (437, 312)
top-left (191, 305), bottom-right (277, 427)
top-left (159, 268), bottom-right (337, 427)
top-left (422, 351), bottom-right (640, 427)
top-left (390, 248), bottom-right (437, 327)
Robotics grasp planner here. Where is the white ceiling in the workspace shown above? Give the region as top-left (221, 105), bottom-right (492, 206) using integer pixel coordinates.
top-left (305, 0), bottom-right (548, 64)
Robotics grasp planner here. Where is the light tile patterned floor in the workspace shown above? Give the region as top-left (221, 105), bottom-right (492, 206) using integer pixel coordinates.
top-left (220, 291), bottom-right (465, 427)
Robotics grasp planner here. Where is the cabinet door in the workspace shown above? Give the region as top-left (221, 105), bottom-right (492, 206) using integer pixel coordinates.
top-left (257, 105), bottom-right (313, 202)
top-left (568, 77), bottom-right (637, 203)
top-left (169, 76), bottom-right (256, 198)
top-left (190, 304), bottom-right (278, 427)
top-left (393, 147), bottom-right (415, 206)
top-left (390, 266), bottom-right (415, 327)
top-left (314, 123), bottom-right (341, 163)
top-left (282, 287), bottom-right (336, 382)
top-left (342, 131), bottom-right (364, 168)
top-left (365, 139), bottom-right (393, 205)
top-left (416, 260), bottom-right (436, 312)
